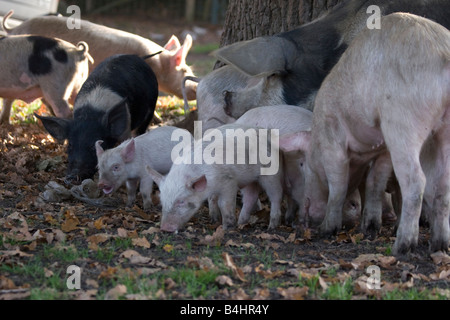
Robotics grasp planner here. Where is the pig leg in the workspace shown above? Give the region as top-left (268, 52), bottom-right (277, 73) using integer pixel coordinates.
top-left (386, 135), bottom-right (426, 256)
top-left (0, 98), bottom-right (14, 124)
top-left (259, 176), bottom-right (283, 230)
top-left (139, 175), bottom-right (154, 210)
top-left (39, 81), bottom-right (72, 118)
top-left (285, 195), bottom-right (299, 226)
top-left (361, 152), bottom-right (393, 238)
top-left (125, 178), bottom-right (139, 208)
top-left (319, 148), bottom-right (350, 235)
top-left (429, 128), bottom-right (450, 253)
top-left (238, 183), bottom-right (260, 225)
top-left (217, 182), bottom-right (239, 230)
top-left (208, 195), bottom-right (221, 223)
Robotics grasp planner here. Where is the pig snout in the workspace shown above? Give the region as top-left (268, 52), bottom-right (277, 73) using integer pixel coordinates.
top-left (223, 90), bottom-right (233, 117)
top-left (97, 180), bottom-right (114, 195)
top-left (160, 221), bottom-right (179, 233)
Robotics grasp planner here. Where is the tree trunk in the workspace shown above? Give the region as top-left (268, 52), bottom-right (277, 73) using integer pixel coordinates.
top-left (219, 0), bottom-right (344, 47)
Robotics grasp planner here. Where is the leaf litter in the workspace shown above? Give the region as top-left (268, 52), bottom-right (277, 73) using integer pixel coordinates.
top-left (0, 113), bottom-right (449, 300)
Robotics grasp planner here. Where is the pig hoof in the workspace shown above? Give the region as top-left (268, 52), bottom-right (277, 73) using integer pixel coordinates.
top-left (361, 221), bottom-right (381, 240)
top-left (222, 222), bottom-right (236, 230)
top-left (318, 222), bottom-right (340, 238)
top-left (429, 239), bottom-right (450, 253)
top-left (392, 239), bottom-right (417, 258)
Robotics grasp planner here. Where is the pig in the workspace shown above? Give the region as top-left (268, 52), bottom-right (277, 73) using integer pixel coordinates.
top-left (235, 105), bottom-right (362, 227)
top-left (0, 35), bottom-right (91, 121)
top-left (146, 123), bottom-right (284, 232)
top-left (1, 10), bottom-right (196, 123)
top-left (279, 13), bottom-right (450, 256)
top-left (95, 126), bottom-right (190, 210)
top-left (35, 54), bottom-right (159, 184)
top-left (194, 65), bottom-right (248, 133)
top-left (212, 0), bottom-right (450, 119)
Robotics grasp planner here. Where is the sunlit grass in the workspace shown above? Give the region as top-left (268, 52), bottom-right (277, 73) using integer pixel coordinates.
top-left (3, 96), bottom-right (196, 125)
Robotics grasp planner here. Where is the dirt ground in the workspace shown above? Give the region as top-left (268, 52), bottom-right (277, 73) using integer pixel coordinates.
top-left (0, 15), bottom-right (449, 301)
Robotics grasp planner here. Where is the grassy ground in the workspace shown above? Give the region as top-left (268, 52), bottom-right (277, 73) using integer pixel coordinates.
top-left (0, 97), bottom-right (449, 302)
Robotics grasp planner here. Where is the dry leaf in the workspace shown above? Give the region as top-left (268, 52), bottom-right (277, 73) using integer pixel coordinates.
top-left (93, 217), bottom-right (106, 230)
top-left (0, 276), bottom-right (16, 290)
top-left (216, 275), bottom-right (234, 287)
top-left (202, 225), bottom-right (224, 246)
top-left (430, 251), bottom-right (450, 265)
top-left (105, 284), bottom-right (127, 300)
top-left (132, 237), bottom-right (151, 249)
top-left (223, 252), bottom-right (246, 282)
top-left (277, 286), bottom-right (308, 300)
top-left (61, 217), bottom-right (79, 232)
top-left (117, 228), bottom-right (128, 238)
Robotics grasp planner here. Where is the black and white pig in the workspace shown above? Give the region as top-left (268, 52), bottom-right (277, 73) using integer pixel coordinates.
top-left (0, 35), bottom-right (92, 121)
top-left (279, 13), bottom-right (450, 257)
top-left (35, 54), bottom-right (158, 184)
top-left (209, 0), bottom-right (450, 119)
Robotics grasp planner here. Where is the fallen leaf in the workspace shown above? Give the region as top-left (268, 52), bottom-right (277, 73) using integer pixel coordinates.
top-left (98, 267), bottom-right (118, 280)
top-left (132, 237), bottom-right (151, 249)
top-left (430, 251), bottom-right (450, 265)
top-left (163, 244), bottom-right (174, 253)
top-left (120, 250), bottom-right (151, 264)
top-left (202, 225), bottom-right (224, 246)
top-left (216, 275), bottom-right (234, 287)
top-left (93, 217), bottom-right (106, 230)
top-left (117, 228), bottom-right (128, 238)
top-left (61, 211), bottom-right (79, 233)
top-left (223, 252), bottom-right (246, 282)
top-left (277, 286), bottom-right (308, 300)
top-left (142, 227), bottom-right (159, 235)
top-left (0, 276), bottom-right (16, 290)
top-left (105, 284), bottom-right (127, 300)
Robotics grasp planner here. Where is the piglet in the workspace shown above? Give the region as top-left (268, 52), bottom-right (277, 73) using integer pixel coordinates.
top-left (96, 126), bottom-right (190, 210)
top-left (147, 123), bottom-right (284, 232)
top-left (35, 54), bottom-right (158, 184)
top-left (236, 105), bottom-right (362, 228)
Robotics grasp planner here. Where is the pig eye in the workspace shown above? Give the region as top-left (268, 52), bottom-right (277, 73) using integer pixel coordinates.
top-left (112, 164), bottom-right (121, 172)
top-left (175, 199), bottom-right (185, 208)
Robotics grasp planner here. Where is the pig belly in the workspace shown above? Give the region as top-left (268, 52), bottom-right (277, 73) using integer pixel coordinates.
top-left (0, 86), bottom-right (43, 103)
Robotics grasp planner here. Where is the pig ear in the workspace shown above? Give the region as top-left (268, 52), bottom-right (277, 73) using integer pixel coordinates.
top-left (187, 175), bottom-right (207, 192)
top-left (95, 140), bottom-right (104, 158)
top-left (104, 98), bottom-right (130, 139)
top-left (171, 34), bottom-right (193, 67)
top-left (34, 113), bottom-right (70, 143)
top-left (212, 36), bottom-right (296, 77)
top-left (279, 131), bottom-right (311, 153)
top-left (146, 165), bottom-right (164, 187)
top-left (120, 138), bottom-right (135, 163)
top-left (163, 35), bottom-right (181, 51)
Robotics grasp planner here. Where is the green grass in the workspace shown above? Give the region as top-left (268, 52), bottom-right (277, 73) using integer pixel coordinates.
top-left (168, 267), bottom-right (221, 298)
top-left (7, 99), bottom-right (43, 124)
top-left (322, 279), bottom-right (354, 300)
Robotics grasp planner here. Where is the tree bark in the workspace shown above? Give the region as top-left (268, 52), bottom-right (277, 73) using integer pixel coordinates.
top-left (219, 0), bottom-right (344, 47)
